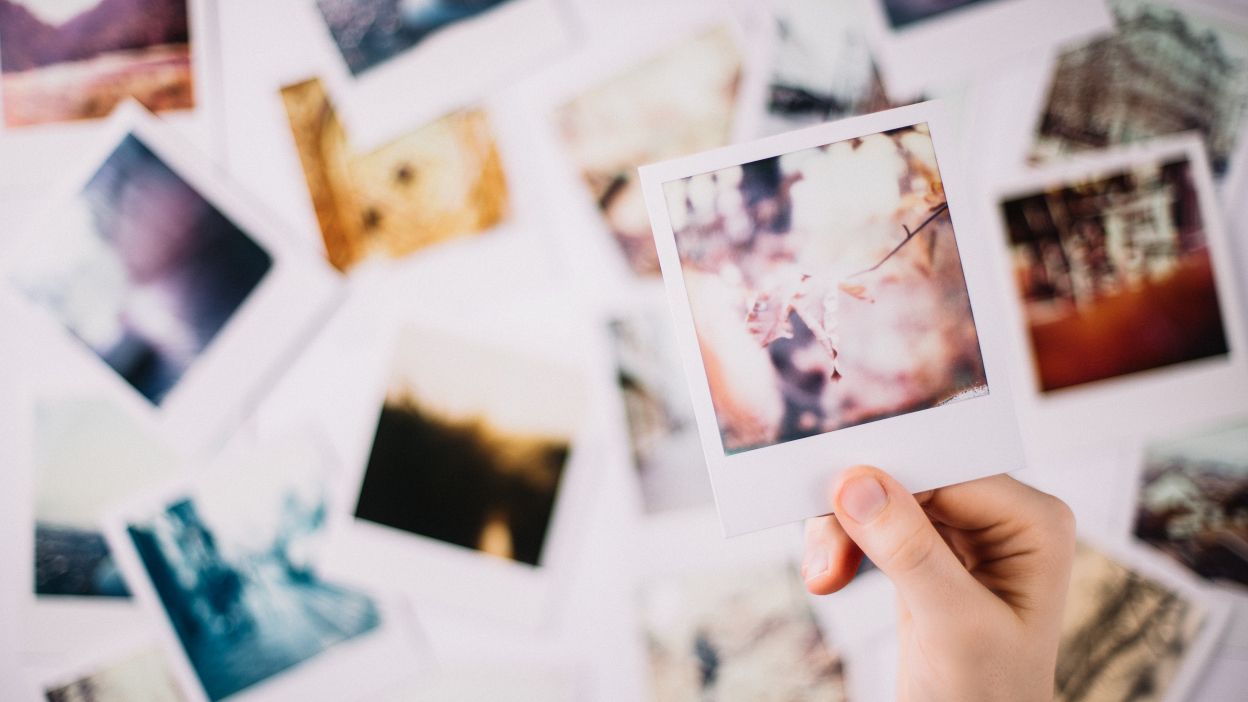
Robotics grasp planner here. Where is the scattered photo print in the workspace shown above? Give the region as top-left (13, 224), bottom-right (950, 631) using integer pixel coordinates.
top-left (34, 397), bottom-right (177, 598)
top-left (764, 0), bottom-right (895, 136)
top-left (0, 0), bottom-right (193, 127)
top-left (44, 646), bottom-right (185, 702)
top-left (608, 308), bottom-right (710, 515)
top-left (12, 133), bottom-right (272, 405)
top-left (1033, 0), bottom-right (1248, 178)
top-left (354, 328), bottom-right (583, 566)
top-left (641, 564), bottom-right (846, 702)
top-left (124, 443), bottom-right (380, 702)
top-left (1056, 542), bottom-right (1206, 702)
top-left (663, 123), bottom-right (987, 454)
top-left (315, 0), bottom-right (516, 76)
top-left (881, 0), bottom-right (1000, 30)
top-left (556, 27), bottom-right (741, 277)
top-left (1000, 156), bottom-right (1228, 392)
top-left (280, 77), bottom-right (507, 272)
top-left (1135, 419), bottom-right (1248, 589)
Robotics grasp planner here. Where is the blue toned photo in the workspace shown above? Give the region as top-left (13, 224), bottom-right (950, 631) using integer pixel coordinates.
top-left (126, 460), bottom-right (380, 702)
top-left (882, 0), bottom-right (999, 30)
top-left (315, 0), bottom-right (516, 76)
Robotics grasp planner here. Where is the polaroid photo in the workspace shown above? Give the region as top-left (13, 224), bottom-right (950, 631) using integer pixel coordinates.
top-left (1057, 537), bottom-right (1232, 702)
top-left (278, 76), bottom-right (509, 272)
top-left (990, 134), bottom-right (1248, 451)
top-left (1131, 416), bottom-right (1248, 591)
top-left (301, 0), bottom-right (569, 150)
top-left (30, 637), bottom-right (189, 702)
top-left (641, 100), bottom-right (1025, 536)
top-left (0, 102), bottom-right (342, 457)
top-left (0, 0), bottom-right (220, 194)
top-left (859, 0), bottom-right (1113, 102)
top-left (102, 430), bottom-right (428, 702)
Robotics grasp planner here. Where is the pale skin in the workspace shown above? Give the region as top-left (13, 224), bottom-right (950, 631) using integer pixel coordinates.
top-left (803, 466), bottom-right (1076, 702)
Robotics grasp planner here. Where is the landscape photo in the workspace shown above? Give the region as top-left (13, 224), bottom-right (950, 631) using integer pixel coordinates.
top-left (44, 646), bottom-right (185, 702)
top-left (0, 0), bottom-right (193, 127)
top-left (1134, 419), bottom-right (1248, 589)
top-left (280, 77), bottom-right (508, 271)
top-left (664, 123), bottom-right (988, 454)
top-left (315, 0), bottom-right (516, 76)
top-left (641, 564), bottom-right (846, 701)
top-left (1055, 542), bottom-right (1206, 702)
top-left (1000, 156), bottom-right (1228, 392)
top-left (354, 328), bottom-right (583, 566)
top-left (881, 0), bottom-right (999, 30)
top-left (556, 27), bottom-right (741, 277)
top-left (1033, 0), bottom-right (1248, 178)
top-left (11, 133), bottom-right (272, 405)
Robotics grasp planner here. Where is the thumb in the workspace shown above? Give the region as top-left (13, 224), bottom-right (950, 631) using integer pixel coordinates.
top-left (831, 466), bottom-right (991, 630)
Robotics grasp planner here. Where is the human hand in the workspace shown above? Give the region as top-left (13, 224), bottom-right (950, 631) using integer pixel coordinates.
top-left (802, 466), bottom-right (1076, 702)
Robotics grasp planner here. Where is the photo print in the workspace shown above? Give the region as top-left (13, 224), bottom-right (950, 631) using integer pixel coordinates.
top-left (879, 0), bottom-right (1001, 31)
top-left (0, 0), bottom-right (194, 127)
top-left (353, 326), bottom-right (584, 567)
top-left (1056, 542), bottom-right (1213, 702)
top-left (1000, 152), bottom-right (1229, 393)
top-left (761, 0), bottom-right (896, 137)
top-left (43, 645), bottom-right (186, 702)
top-left (1134, 418), bottom-right (1248, 589)
top-left (556, 26), bottom-right (742, 277)
top-left (608, 303), bottom-right (711, 515)
top-left (1032, 0), bottom-right (1248, 179)
top-left (10, 131), bottom-right (271, 406)
top-left (107, 437), bottom-right (408, 702)
top-left (33, 396), bottom-right (177, 598)
top-left (280, 77), bottom-right (508, 272)
top-left (641, 564), bottom-right (846, 701)
top-left (661, 122), bottom-right (986, 454)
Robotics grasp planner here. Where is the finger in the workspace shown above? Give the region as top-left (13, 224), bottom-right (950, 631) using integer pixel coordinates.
top-left (802, 514), bottom-right (864, 595)
top-left (831, 465), bottom-right (999, 631)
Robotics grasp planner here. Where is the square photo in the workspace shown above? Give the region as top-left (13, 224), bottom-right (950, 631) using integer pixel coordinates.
top-left (0, 0), bottom-right (194, 128)
top-left (660, 121), bottom-right (987, 454)
top-left (280, 77), bottom-right (508, 272)
top-left (10, 131), bottom-right (272, 406)
top-left (1134, 418), bottom-right (1248, 589)
top-left (353, 327), bottom-right (583, 567)
top-left (1000, 153), bottom-right (1229, 393)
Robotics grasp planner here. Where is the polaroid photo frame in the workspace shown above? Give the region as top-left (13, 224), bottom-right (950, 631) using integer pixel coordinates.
top-left (25, 635), bottom-right (189, 702)
top-left (0, 102), bottom-right (342, 459)
top-left (0, 0), bottom-right (222, 195)
top-left (987, 134), bottom-right (1248, 454)
top-left (642, 100), bottom-right (1026, 536)
top-left (297, 0), bottom-right (570, 151)
top-left (858, 0), bottom-right (1112, 102)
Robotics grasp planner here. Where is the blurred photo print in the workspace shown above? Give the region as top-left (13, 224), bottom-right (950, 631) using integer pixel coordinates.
top-left (555, 26), bottom-right (742, 277)
top-left (1134, 419), bottom-right (1248, 589)
top-left (42, 644), bottom-right (186, 702)
top-left (999, 147), bottom-right (1229, 393)
top-left (353, 326), bottom-right (584, 567)
top-left (0, 0), bottom-right (194, 128)
top-left (280, 77), bottom-right (508, 272)
top-left (641, 564), bottom-right (846, 702)
top-left (879, 0), bottom-right (999, 30)
top-left (1032, 0), bottom-right (1248, 180)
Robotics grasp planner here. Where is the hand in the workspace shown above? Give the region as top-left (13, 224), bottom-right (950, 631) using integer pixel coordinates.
top-left (802, 466), bottom-right (1075, 702)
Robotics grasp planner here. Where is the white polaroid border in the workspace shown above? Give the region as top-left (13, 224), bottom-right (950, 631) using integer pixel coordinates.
top-left (0, 0), bottom-right (223, 195)
top-left (1, 102), bottom-right (342, 459)
top-left (27, 634), bottom-right (188, 702)
top-left (641, 100), bottom-right (1026, 536)
top-left (297, 0), bottom-right (571, 151)
top-left (987, 135), bottom-right (1248, 454)
top-left (859, 0), bottom-right (1112, 102)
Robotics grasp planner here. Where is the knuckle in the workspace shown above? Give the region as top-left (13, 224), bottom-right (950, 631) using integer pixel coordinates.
top-left (876, 519), bottom-right (938, 577)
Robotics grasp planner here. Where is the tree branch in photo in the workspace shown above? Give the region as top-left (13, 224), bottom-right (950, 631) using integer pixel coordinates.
top-left (849, 201), bottom-right (949, 279)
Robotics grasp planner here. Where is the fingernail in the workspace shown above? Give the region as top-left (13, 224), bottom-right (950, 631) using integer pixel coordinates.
top-left (840, 475), bottom-right (888, 524)
top-left (803, 549), bottom-right (829, 582)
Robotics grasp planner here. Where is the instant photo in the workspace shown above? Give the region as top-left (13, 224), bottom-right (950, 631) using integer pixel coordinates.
top-left (1000, 155), bottom-right (1228, 392)
top-left (880, 0), bottom-right (1000, 31)
top-left (1134, 419), bottom-right (1248, 589)
top-left (280, 77), bottom-right (508, 272)
top-left (0, 0), bottom-right (194, 127)
top-left (354, 328), bottom-right (582, 566)
top-left (1033, 0), bottom-right (1248, 179)
top-left (556, 27), bottom-right (741, 277)
top-left (43, 645), bottom-right (186, 702)
top-left (641, 565), bottom-right (846, 701)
